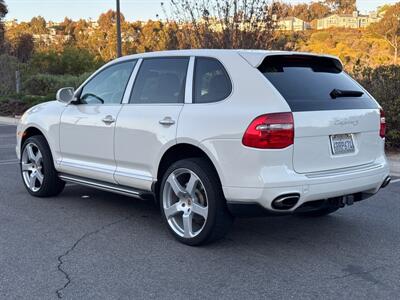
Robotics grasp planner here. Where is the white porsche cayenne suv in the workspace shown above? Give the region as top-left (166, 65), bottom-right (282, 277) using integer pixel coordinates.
top-left (16, 50), bottom-right (391, 245)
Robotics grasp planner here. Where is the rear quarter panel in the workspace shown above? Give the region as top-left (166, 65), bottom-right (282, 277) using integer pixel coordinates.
top-left (177, 52), bottom-right (291, 187)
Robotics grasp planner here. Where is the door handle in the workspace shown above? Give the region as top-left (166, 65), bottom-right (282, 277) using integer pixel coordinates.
top-left (159, 117), bottom-right (175, 126)
top-left (102, 115), bottom-right (116, 125)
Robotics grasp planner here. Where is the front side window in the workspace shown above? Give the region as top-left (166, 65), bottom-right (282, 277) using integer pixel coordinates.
top-left (80, 60), bottom-right (136, 105)
top-left (193, 57), bottom-right (232, 104)
top-left (130, 58), bottom-right (189, 104)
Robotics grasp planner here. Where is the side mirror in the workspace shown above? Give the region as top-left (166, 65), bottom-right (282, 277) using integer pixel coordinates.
top-left (56, 87), bottom-right (75, 104)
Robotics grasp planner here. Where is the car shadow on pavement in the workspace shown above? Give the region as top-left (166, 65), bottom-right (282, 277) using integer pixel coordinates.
top-left (59, 183), bottom-right (383, 253)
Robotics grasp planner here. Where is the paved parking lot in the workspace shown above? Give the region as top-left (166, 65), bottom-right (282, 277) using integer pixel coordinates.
top-left (1, 122), bottom-right (399, 299)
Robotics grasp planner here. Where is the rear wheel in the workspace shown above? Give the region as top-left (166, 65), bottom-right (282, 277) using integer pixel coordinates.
top-left (295, 206), bottom-right (339, 217)
top-left (160, 158), bottom-right (233, 246)
top-left (21, 135), bottom-right (65, 197)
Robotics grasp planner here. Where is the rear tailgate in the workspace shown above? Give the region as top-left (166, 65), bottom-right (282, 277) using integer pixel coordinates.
top-left (292, 109), bottom-right (380, 173)
top-left (258, 54), bottom-right (381, 174)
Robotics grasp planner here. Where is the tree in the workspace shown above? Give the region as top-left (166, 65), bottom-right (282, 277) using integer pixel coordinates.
top-left (0, 0), bottom-right (8, 51)
top-left (60, 17), bottom-right (74, 35)
top-left (15, 33), bottom-right (34, 62)
top-left (98, 10), bottom-right (125, 30)
top-left (166, 0), bottom-right (278, 49)
top-left (30, 16), bottom-right (47, 34)
top-left (292, 4), bottom-right (311, 22)
top-left (137, 20), bottom-right (170, 52)
top-left (0, 0), bottom-right (6, 18)
top-left (370, 3), bottom-right (400, 64)
top-left (271, 1), bottom-right (291, 19)
top-left (270, 1), bottom-right (331, 23)
top-left (324, 0), bottom-right (356, 14)
top-left (85, 10), bottom-right (127, 60)
top-left (308, 2), bottom-right (331, 20)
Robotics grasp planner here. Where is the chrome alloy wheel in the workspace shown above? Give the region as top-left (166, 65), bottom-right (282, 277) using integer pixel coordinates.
top-left (21, 143), bottom-right (44, 192)
top-left (162, 168), bottom-right (209, 238)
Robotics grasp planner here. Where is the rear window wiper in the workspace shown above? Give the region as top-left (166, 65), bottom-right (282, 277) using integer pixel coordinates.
top-left (330, 89), bottom-right (364, 99)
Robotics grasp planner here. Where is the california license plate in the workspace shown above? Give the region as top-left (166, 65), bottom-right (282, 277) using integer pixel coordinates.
top-left (330, 134), bottom-right (355, 155)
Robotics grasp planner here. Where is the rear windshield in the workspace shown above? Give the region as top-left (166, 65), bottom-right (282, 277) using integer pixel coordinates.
top-left (258, 55), bottom-right (377, 112)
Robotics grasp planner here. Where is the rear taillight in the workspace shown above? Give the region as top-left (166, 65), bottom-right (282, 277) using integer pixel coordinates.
top-left (380, 109), bottom-right (386, 138)
top-left (242, 112), bottom-right (294, 149)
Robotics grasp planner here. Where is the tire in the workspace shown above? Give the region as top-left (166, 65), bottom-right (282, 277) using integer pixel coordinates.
top-left (295, 206), bottom-right (339, 217)
top-left (159, 158), bottom-right (234, 246)
top-left (20, 135), bottom-right (65, 197)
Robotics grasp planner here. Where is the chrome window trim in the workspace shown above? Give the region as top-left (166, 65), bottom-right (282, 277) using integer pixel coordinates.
top-left (185, 56), bottom-right (195, 104)
top-left (122, 58), bottom-right (143, 104)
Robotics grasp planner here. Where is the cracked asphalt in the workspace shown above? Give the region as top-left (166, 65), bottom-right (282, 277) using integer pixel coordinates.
top-left (1, 122), bottom-right (400, 299)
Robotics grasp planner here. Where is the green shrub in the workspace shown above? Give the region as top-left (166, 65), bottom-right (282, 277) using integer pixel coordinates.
top-left (28, 48), bottom-right (103, 75)
top-left (0, 54), bottom-right (19, 96)
top-left (0, 100), bottom-right (31, 117)
top-left (20, 94), bottom-right (55, 105)
top-left (22, 72), bottom-right (91, 96)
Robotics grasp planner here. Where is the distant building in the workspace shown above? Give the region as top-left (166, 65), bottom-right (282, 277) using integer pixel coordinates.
top-left (278, 17), bottom-right (311, 31)
top-left (32, 33), bottom-right (70, 43)
top-left (317, 11), bottom-right (381, 30)
top-left (88, 21), bottom-right (99, 29)
top-left (47, 21), bottom-right (60, 28)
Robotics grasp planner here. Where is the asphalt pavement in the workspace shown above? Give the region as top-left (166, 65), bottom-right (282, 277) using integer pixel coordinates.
top-left (1, 122), bottom-right (399, 299)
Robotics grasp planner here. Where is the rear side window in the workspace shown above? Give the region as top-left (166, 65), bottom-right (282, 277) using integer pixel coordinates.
top-left (258, 55), bottom-right (377, 111)
top-left (130, 57), bottom-right (189, 104)
top-left (193, 57), bottom-right (232, 103)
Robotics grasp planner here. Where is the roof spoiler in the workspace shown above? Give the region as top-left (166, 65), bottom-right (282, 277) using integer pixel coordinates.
top-left (239, 51), bottom-right (343, 72)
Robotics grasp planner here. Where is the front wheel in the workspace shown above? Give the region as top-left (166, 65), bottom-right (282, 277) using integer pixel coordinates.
top-left (21, 135), bottom-right (65, 197)
top-left (160, 158), bottom-right (233, 246)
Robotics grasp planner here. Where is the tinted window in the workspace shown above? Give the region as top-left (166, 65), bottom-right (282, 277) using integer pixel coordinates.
top-left (80, 60), bottom-right (136, 105)
top-left (193, 57), bottom-right (232, 103)
top-left (259, 55), bottom-right (377, 111)
top-left (130, 58), bottom-right (189, 104)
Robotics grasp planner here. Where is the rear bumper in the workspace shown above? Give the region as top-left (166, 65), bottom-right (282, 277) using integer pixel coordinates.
top-left (223, 157), bottom-right (390, 216)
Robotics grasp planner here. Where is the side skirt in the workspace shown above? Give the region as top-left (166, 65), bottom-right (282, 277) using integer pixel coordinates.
top-left (58, 173), bottom-right (155, 201)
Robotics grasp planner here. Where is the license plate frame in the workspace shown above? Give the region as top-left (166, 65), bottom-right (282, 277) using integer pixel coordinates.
top-left (330, 134), bottom-right (355, 155)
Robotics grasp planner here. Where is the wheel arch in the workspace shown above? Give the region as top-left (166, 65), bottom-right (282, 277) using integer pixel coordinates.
top-left (21, 126), bottom-right (46, 148)
top-left (155, 143), bottom-right (224, 199)
top-left (20, 126), bottom-right (57, 164)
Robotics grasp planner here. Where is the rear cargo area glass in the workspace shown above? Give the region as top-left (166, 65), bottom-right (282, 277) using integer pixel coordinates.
top-left (258, 55), bottom-right (378, 112)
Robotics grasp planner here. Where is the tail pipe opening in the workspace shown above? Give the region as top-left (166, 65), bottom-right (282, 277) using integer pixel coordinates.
top-left (272, 194), bottom-right (300, 210)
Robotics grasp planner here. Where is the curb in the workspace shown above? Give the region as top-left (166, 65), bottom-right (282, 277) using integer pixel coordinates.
top-left (390, 171), bottom-right (400, 178)
top-left (0, 116), bottom-right (20, 125)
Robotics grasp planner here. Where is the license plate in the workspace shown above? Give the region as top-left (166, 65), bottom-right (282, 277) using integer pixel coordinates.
top-left (330, 134), bottom-right (355, 155)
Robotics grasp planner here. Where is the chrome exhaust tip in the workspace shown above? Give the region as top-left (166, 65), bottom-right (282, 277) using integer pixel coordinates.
top-left (381, 176), bottom-right (391, 189)
top-left (272, 194), bottom-right (300, 210)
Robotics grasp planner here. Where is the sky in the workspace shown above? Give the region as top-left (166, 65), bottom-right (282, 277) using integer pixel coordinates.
top-left (4, 0), bottom-right (400, 22)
